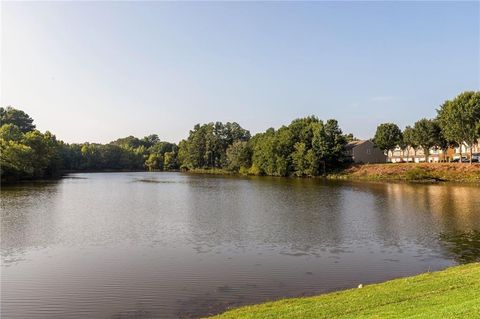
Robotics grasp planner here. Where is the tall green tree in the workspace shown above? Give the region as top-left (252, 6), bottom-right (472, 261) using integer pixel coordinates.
top-left (0, 123), bottom-right (62, 179)
top-left (145, 153), bottom-right (162, 171)
top-left (163, 152), bottom-right (178, 170)
top-left (431, 119), bottom-right (456, 162)
top-left (226, 140), bottom-right (251, 172)
top-left (323, 119), bottom-right (347, 163)
top-left (413, 118), bottom-right (437, 162)
top-left (250, 129), bottom-right (277, 175)
top-left (292, 142), bottom-right (308, 176)
top-left (178, 122), bottom-right (250, 170)
top-left (373, 123), bottom-right (403, 158)
top-left (402, 126), bottom-right (418, 162)
top-left (344, 133), bottom-right (359, 142)
top-left (142, 134), bottom-right (160, 148)
top-left (0, 106), bottom-right (36, 133)
top-left (0, 124), bottom-right (34, 178)
top-left (437, 91), bottom-right (480, 163)
top-left (23, 130), bottom-right (62, 177)
top-left (111, 135), bottom-right (143, 150)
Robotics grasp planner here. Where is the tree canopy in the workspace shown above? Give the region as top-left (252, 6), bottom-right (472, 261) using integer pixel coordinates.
top-left (0, 106), bottom-right (36, 133)
top-left (178, 122), bottom-right (250, 170)
top-left (412, 118), bottom-right (438, 161)
top-left (373, 123), bottom-right (402, 155)
top-left (2, 91), bottom-right (479, 180)
top-left (437, 91), bottom-right (480, 163)
top-left (0, 107), bottom-right (181, 181)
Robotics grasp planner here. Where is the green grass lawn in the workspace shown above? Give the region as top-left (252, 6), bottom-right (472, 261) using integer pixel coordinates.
top-left (208, 263), bottom-right (480, 319)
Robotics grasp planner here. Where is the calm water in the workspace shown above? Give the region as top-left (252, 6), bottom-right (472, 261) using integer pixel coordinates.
top-left (1, 172), bottom-right (480, 318)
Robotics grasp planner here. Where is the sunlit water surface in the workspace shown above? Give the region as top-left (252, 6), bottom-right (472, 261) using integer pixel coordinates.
top-left (1, 172), bottom-right (479, 318)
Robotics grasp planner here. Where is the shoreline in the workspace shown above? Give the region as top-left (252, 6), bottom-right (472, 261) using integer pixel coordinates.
top-left (207, 263), bottom-right (480, 319)
top-left (327, 163), bottom-right (480, 183)
top-left (185, 163), bottom-right (480, 183)
top-left (3, 163), bottom-right (479, 185)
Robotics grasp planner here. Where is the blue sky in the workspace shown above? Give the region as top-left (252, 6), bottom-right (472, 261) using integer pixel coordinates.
top-left (2, 1), bottom-right (479, 143)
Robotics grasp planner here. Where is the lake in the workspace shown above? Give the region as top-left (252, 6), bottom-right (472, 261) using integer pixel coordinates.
top-left (1, 172), bottom-right (479, 318)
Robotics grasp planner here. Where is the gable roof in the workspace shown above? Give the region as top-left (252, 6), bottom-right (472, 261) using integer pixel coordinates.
top-left (345, 140), bottom-right (371, 151)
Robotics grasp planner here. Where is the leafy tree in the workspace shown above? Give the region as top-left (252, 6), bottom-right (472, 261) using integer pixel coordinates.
top-left (81, 143), bottom-right (103, 170)
top-left (0, 107), bottom-right (184, 180)
top-left (309, 119), bottom-right (347, 172)
top-left (142, 134), bottom-right (160, 148)
top-left (0, 123), bottom-right (62, 179)
top-left (344, 133), bottom-right (359, 142)
top-left (308, 121), bottom-right (325, 175)
top-left (287, 116), bottom-right (320, 146)
top-left (59, 143), bottom-right (83, 170)
top-left (0, 106), bottom-right (36, 133)
top-left (100, 144), bottom-right (131, 170)
top-left (145, 153), bottom-right (162, 171)
top-left (413, 118), bottom-right (437, 162)
top-left (437, 91), bottom-right (480, 163)
top-left (23, 130), bottom-right (62, 177)
top-left (163, 152), bottom-right (178, 170)
top-left (273, 126), bottom-right (294, 176)
top-left (251, 129), bottom-right (277, 175)
top-left (149, 141), bottom-right (176, 155)
top-left (432, 119), bottom-right (456, 162)
top-left (323, 119), bottom-right (347, 163)
top-left (178, 140), bottom-right (189, 170)
top-left (0, 140), bottom-right (34, 178)
top-left (248, 118), bottom-right (346, 176)
top-left (111, 136), bottom-right (143, 149)
top-left (292, 142), bottom-right (308, 176)
top-left (178, 122), bottom-right (250, 170)
top-left (221, 122), bottom-right (251, 144)
top-left (304, 149), bottom-right (317, 176)
top-left (226, 140), bottom-right (251, 172)
top-left (402, 126), bottom-right (418, 162)
top-left (0, 123), bottom-right (23, 141)
top-left (373, 123), bottom-right (402, 158)
top-left (0, 124), bottom-right (34, 178)
top-left (181, 124), bottom-right (209, 169)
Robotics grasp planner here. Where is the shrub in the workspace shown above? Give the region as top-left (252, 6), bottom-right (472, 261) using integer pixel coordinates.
top-left (405, 167), bottom-right (434, 181)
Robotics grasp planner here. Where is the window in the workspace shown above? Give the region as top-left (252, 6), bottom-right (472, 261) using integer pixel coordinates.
top-left (366, 148), bottom-right (371, 155)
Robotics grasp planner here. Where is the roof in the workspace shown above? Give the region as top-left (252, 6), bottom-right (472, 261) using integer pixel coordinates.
top-left (345, 140), bottom-right (370, 151)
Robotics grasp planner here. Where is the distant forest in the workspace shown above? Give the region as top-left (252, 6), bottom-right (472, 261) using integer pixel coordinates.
top-left (0, 108), bottom-right (350, 181)
top-left (1, 91), bottom-right (479, 181)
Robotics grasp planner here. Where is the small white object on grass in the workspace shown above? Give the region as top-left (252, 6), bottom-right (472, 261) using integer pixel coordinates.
top-left (358, 284), bottom-right (363, 288)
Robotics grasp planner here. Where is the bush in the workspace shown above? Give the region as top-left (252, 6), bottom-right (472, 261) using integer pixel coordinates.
top-left (247, 164), bottom-right (262, 175)
top-left (405, 167), bottom-right (434, 181)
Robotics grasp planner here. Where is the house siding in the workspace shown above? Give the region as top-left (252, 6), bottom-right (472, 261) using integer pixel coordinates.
top-left (347, 141), bottom-right (386, 163)
top-left (387, 138), bottom-right (480, 163)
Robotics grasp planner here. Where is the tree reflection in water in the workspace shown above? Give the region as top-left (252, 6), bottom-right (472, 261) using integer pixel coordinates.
top-left (440, 230), bottom-right (480, 263)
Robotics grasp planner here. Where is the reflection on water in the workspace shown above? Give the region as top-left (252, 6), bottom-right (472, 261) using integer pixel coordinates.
top-left (440, 230), bottom-right (480, 263)
top-left (1, 173), bottom-right (479, 318)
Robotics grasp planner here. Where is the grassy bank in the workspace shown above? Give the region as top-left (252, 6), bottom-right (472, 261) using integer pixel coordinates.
top-left (328, 163), bottom-right (480, 183)
top-left (208, 263), bottom-right (480, 319)
top-left (185, 168), bottom-right (234, 175)
top-left (185, 163), bottom-right (480, 183)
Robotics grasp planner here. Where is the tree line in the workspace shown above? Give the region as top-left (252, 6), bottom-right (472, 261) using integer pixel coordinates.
top-left (373, 91), bottom-right (480, 163)
top-left (0, 107), bottom-right (180, 181)
top-left (178, 116), bottom-right (350, 176)
top-left (0, 107), bottom-right (351, 180)
top-left (1, 91), bottom-right (478, 181)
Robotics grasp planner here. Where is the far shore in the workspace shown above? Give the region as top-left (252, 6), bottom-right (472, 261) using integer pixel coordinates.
top-left (327, 162), bottom-right (480, 183)
top-left (2, 163), bottom-right (479, 185)
top-left (185, 162), bottom-right (480, 183)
